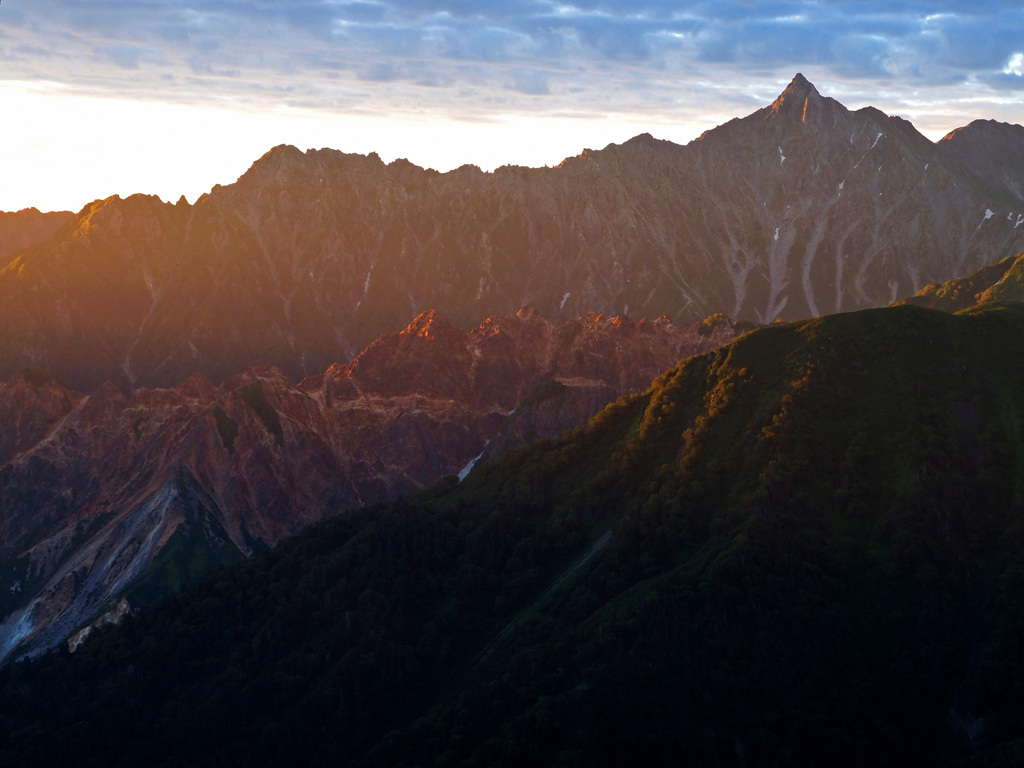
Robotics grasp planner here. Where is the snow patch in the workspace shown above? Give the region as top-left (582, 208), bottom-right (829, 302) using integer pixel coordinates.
top-left (924, 163), bottom-right (930, 171)
top-left (984, 209), bottom-right (996, 222)
top-left (853, 133), bottom-right (885, 169)
top-left (458, 443), bottom-right (490, 481)
top-left (560, 292), bottom-right (571, 310)
top-left (773, 228), bottom-right (780, 242)
top-left (838, 181), bottom-right (845, 191)
top-left (778, 146), bottom-right (786, 165)
top-left (0, 604), bottom-right (37, 663)
top-left (1016, 214), bottom-right (1024, 229)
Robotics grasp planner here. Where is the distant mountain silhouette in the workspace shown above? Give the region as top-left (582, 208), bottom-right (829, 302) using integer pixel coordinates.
top-left (2, 74), bottom-right (1023, 392)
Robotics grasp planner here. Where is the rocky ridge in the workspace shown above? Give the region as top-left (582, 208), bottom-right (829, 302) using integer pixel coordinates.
top-left (938, 120), bottom-right (1024, 207)
top-left (0, 309), bottom-right (731, 661)
top-left (0, 209), bottom-right (72, 262)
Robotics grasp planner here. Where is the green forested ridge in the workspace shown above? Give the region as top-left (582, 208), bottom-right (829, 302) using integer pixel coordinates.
top-left (3, 303), bottom-right (1024, 766)
top-left (900, 252), bottom-right (1024, 312)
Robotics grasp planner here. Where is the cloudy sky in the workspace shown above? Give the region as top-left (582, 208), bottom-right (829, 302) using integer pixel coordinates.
top-left (2, 0), bottom-right (1022, 212)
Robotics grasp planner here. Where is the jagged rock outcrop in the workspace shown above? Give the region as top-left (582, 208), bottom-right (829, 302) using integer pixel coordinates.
top-left (1, 75), bottom-right (1022, 392)
top-left (0, 309), bottom-right (731, 662)
top-left (0, 369), bottom-right (83, 465)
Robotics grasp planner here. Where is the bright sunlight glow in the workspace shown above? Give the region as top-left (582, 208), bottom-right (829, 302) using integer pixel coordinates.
top-left (0, 82), bottom-right (702, 214)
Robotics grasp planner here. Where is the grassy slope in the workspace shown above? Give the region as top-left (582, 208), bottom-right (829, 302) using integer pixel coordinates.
top-left (899, 252), bottom-right (1024, 312)
top-left (3, 304), bottom-right (1024, 766)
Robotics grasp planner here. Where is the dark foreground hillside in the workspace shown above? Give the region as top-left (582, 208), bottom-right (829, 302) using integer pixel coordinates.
top-left (3, 303), bottom-right (1024, 767)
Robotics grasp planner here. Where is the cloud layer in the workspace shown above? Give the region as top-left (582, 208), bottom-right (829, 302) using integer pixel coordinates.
top-left (2, 1), bottom-right (1022, 213)
top-left (3, 0), bottom-right (1022, 120)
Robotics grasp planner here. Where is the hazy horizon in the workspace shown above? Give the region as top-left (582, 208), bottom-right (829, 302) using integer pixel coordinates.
top-left (2, 1), bottom-right (1022, 213)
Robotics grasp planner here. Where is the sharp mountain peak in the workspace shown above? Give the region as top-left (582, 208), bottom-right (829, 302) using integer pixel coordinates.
top-left (781, 71), bottom-right (819, 99)
top-left (763, 72), bottom-right (843, 126)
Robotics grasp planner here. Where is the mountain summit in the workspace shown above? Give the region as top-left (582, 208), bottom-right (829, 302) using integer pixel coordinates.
top-left (767, 72), bottom-right (822, 116)
top-left (938, 118), bottom-right (1024, 206)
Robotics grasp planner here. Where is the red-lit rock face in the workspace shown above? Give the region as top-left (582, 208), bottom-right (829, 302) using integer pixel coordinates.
top-left (0, 309), bottom-right (732, 661)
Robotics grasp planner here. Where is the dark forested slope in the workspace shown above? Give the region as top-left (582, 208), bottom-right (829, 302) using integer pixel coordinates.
top-left (3, 303), bottom-right (1024, 766)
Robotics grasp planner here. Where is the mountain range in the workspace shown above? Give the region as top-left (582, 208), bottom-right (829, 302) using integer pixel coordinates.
top-left (2, 75), bottom-right (1024, 393)
top-left (2, 71), bottom-right (1024, 749)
